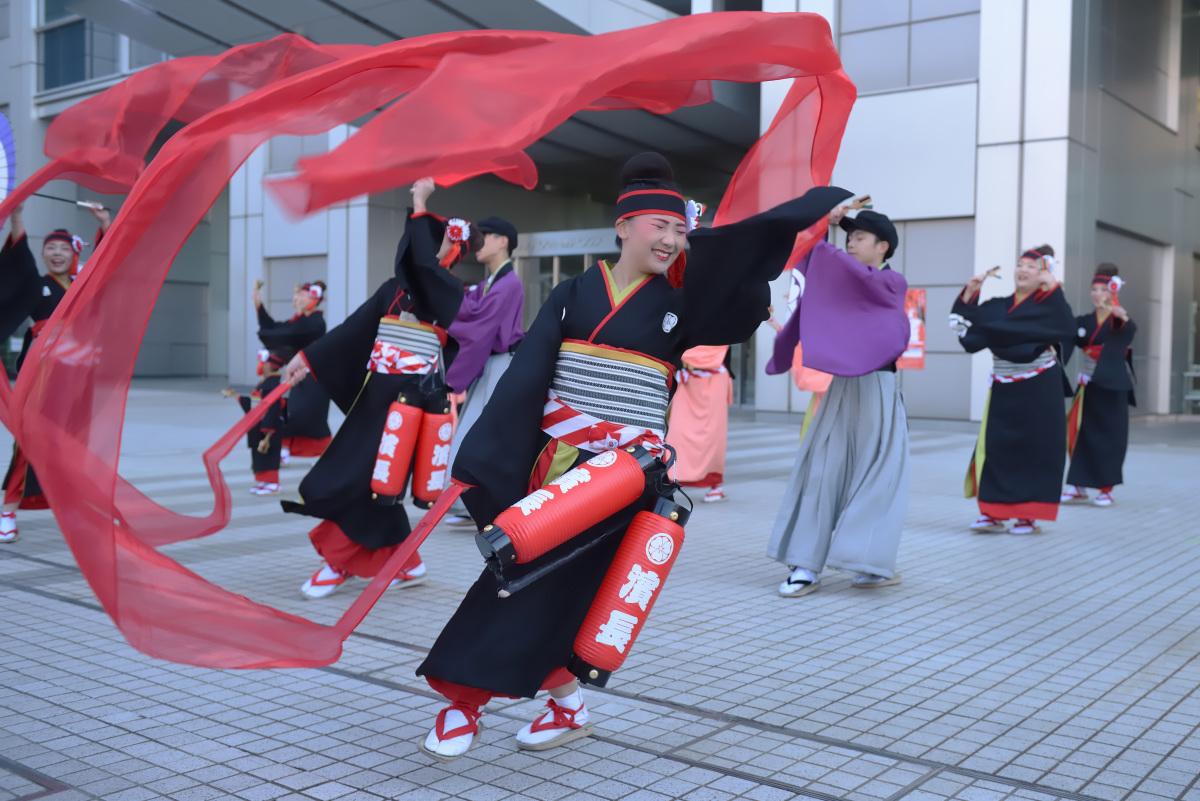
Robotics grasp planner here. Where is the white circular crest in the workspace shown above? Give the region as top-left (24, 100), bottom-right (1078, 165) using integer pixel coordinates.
top-left (587, 451), bottom-right (618, 468)
top-left (438, 422), bottom-right (452, 441)
top-left (387, 411), bottom-right (403, 430)
top-left (645, 533), bottom-right (674, 565)
top-left (1077, 327), bottom-right (1087, 338)
top-left (662, 312), bottom-right (679, 333)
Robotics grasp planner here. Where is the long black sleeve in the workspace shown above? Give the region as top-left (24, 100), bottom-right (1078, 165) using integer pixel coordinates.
top-left (0, 234), bottom-right (42, 341)
top-left (683, 186), bottom-right (852, 347)
top-left (301, 288), bottom-right (385, 413)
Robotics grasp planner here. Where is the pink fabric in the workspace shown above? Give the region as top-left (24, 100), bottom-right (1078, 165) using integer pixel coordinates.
top-left (668, 346), bottom-right (731, 485)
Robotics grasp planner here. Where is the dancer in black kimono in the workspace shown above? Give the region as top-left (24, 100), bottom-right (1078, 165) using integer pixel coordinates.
top-left (1061, 263), bottom-right (1135, 506)
top-left (255, 280), bottom-right (331, 461)
top-left (950, 246), bottom-right (1076, 534)
top-left (223, 348), bottom-right (294, 494)
top-left (1, 200), bottom-right (110, 543)
top-left (415, 153), bottom-right (850, 761)
top-left (281, 178), bottom-right (471, 598)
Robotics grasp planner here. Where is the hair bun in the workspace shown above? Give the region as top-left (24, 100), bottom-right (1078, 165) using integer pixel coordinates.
top-left (1096, 262), bottom-right (1119, 277)
top-left (621, 152), bottom-right (675, 188)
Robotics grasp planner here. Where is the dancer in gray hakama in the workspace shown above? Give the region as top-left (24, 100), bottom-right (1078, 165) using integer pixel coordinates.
top-left (766, 371), bottom-right (909, 585)
top-left (763, 207), bottom-right (911, 597)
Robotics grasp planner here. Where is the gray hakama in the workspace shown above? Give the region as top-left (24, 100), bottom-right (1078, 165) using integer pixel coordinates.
top-left (766, 371), bottom-right (909, 578)
top-left (444, 352), bottom-right (513, 515)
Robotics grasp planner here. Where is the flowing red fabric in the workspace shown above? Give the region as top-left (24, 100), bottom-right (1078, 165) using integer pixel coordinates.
top-left (0, 12), bottom-right (854, 668)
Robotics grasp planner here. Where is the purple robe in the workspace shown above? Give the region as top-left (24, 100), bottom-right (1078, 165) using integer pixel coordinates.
top-left (766, 240), bottom-right (909, 377)
top-left (445, 262), bottom-right (525, 392)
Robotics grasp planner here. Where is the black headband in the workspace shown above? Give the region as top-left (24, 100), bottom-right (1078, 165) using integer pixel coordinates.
top-left (616, 189), bottom-right (686, 222)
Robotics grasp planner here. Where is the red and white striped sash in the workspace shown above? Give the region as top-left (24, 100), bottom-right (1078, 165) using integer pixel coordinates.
top-left (367, 316), bottom-right (442, 376)
top-left (542, 392), bottom-right (665, 457)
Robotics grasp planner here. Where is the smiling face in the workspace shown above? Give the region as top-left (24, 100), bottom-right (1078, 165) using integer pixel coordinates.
top-left (1015, 257), bottom-right (1043, 293)
top-left (42, 240), bottom-right (74, 276)
top-left (616, 214), bottom-right (687, 276)
top-left (1090, 281), bottom-right (1113, 310)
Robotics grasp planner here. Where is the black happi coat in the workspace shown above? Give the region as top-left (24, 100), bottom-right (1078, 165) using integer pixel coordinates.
top-left (257, 306), bottom-right (331, 442)
top-left (1, 233), bottom-right (81, 506)
top-left (280, 212), bottom-right (463, 550)
top-left (238, 374), bottom-right (284, 476)
top-left (1066, 311), bottom-right (1136, 489)
top-left (953, 286), bottom-right (1076, 519)
top-left (418, 186), bottom-right (853, 698)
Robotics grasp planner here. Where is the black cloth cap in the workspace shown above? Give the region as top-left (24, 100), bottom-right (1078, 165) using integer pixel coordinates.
top-left (475, 217), bottom-right (518, 251)
top-left (839, 210), bottom-right (898, 260)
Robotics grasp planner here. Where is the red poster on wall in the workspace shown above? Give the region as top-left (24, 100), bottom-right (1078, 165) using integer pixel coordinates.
top-left (898, 289), bottom-right (926, 370)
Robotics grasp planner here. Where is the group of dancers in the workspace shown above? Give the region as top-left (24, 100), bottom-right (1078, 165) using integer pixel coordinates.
top-left (0, 150), bottom-right (1135, 761)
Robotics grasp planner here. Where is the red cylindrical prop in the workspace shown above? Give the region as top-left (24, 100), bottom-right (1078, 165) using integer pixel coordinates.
top-left (569, 499), bottom-right (689, 686)
top-left (370, 395), bottom-right (422, 505)
top-left (476, 446), bottom-right (656, 567)
top-left (412, 394), bottom-right (453, 509)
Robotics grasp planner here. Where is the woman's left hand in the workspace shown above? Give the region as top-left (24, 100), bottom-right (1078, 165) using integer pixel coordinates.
top-left (1037, 268), bottom-right (1058, 292)
top-left (1111, 304), bottom-right (1129, 321)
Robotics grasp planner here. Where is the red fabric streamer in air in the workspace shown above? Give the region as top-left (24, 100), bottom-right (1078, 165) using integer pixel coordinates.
top-left (0, 12), bottom-right (854, 668)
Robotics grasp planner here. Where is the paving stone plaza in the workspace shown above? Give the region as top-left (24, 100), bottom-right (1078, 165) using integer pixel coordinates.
top-left (2, 380), bottom-right (1199, 801)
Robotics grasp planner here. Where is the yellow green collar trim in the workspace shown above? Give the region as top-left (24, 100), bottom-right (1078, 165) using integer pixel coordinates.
top-left (601, 260), bottom-right (651, 307)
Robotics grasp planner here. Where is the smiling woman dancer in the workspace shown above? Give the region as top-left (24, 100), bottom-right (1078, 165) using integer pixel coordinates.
top-left (414, 153), bottom-right (851, 761)
top-left (951, 246), bottom-right (1076, 535)
top-left (1, 200), bottom-right (110, 543)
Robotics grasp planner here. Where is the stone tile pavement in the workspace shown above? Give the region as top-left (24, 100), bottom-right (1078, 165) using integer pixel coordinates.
top-left (2, 379), bottom-right (1199, 801)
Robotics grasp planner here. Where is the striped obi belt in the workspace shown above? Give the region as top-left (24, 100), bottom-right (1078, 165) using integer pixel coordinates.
top-left (542, 340), bottom-right (672, 458)
top-left (1078, 345), bottom-right (1102, 385)
top-left (367, 316), bottom-right (442, 375)
top-left (992, 348), bottom-right (1056, 384)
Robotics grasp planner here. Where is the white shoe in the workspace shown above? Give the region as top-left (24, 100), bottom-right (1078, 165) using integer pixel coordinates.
top-left (1060, 486), bottom-right (1088, 502)
top-left (249, 482), bottom-right (280, 495)
top-left (0, 512), bottom-right (17, 544)
top-left (778, 566), bottom-right (819, 597)
top-left (388, 561), bottom-right (427, 590)
top-left (418, 704), bottom-right (483, 763)
top-left (280, 448), bottom-right (291, 465)
top-left (1094, 491), bottom-right (1114, 507)
top-left (443, 514), bottom-right (476, 528)
top-left (301, 565), bottom-right (349, 598)
top-left (703, 486), bottom-right (727, 503)
top-left (852, 573), bottom-right (902, 589)
top-left (969, 515), bottom-right (1006, 532)
top-left (1008, 519), bottom-right (1041, 534)
top-left (516, 696), bottom-right (594, 751)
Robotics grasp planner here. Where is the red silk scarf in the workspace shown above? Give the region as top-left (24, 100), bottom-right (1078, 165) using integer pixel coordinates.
top-left (0, 12), bottom-right (854, 668)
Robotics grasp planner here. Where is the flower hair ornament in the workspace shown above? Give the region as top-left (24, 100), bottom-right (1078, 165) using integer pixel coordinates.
top-left (685, 200), bottom-right (706, 232)
top-left (439, 218), bottom-right (471, 267)
top-left (1106, 275), bottom-right (1125, 306)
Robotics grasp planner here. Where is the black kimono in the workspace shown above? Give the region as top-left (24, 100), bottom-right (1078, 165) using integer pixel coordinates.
top-left (418, 186), bottom-right (852, 699)
top-left (1, 233), bottom-right (77, 509)
top-left (257, 305), bottom-right (331, 454)
top-left (281, 211), bottom-right (463, 568)
top-left (1066, 311), bottom-right (1136, 490)
top-left (236, 374), bottom-right (284, 480)
top-left (952, 285), bottom-right (1077, 521)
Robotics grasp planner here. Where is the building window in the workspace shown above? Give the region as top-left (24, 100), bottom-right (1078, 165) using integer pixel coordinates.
top-left (267, 134), bottom-right (330, 174)
top-left (1099, 0), bottom-right (1176, 127)
top-left (0, 0), bottom-right (10, 41)
top-left (38, 1), bottom-right (169, 92)
top-left (838, 0), bottom-right (980, 94)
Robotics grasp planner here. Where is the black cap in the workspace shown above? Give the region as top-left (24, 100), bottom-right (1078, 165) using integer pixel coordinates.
top-left (475, 216), bottom-right (518, 251)
top-left (839, 210), bottom-right (897, 260)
